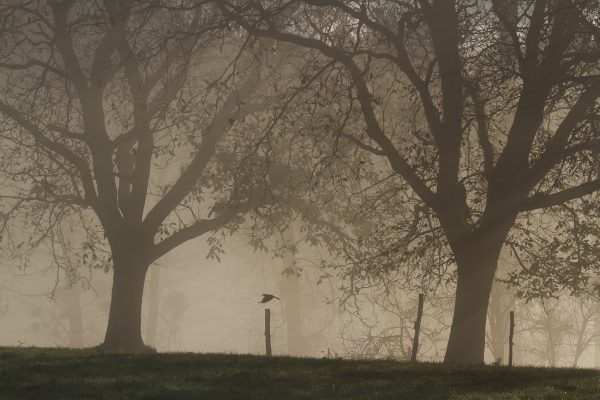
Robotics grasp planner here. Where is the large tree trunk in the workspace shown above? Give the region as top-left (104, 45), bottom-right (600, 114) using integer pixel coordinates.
top-left (444, 226), bottom-right (509, 364)
top-left (101, 256), bottom-right (150, 352)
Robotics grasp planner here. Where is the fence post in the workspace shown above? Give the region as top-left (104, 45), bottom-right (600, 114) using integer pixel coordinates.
top-left (411, 293), bottom-right (425, 362)
top-left (508, 310), bottom-right (515, 367)
top-left (265, 308), bottom-right (272, 357)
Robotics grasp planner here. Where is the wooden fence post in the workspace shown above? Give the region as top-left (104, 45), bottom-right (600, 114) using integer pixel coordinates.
top-left (411, 293), bottom-right (425, 362)
top-left (265, 308), bottom-right (272, 357)
top-left (508, 311), bottom-right (515, 367)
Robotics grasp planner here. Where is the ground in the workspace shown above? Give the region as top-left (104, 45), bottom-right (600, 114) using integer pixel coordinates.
top-left (0, 348), bottom-right (599, 399)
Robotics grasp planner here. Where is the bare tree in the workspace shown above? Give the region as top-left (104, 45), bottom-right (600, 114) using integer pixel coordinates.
top-left (0, 0), bottom-right (283, 350)
top-left (220, 0), bottom-right (600, 363)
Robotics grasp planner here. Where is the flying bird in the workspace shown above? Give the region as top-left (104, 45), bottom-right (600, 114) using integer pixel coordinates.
top-left (259, 294), bottom-right (280, 303)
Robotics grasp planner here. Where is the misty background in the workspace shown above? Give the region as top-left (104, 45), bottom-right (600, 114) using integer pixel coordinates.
top-left (0, 0), bottom-right (598, 370)
top-left (2, 230), bottom-right (600, 368)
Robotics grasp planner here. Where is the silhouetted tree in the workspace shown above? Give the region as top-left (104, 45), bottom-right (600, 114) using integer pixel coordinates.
top-left (0, 0), bottom-right (282, 350)
top-left (220, 0), bottom-right (600, 363)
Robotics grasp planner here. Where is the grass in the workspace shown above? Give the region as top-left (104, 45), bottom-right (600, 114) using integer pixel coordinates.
top-left (0, 348), bottom-right (599, 399)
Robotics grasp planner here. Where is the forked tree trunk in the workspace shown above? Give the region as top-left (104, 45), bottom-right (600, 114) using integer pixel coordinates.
top-left (101, 256), bottom-right (150, 351)
top-left (444, 226), bottom-right (509, 364)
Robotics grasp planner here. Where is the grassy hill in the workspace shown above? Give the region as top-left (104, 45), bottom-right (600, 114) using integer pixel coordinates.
top-left (0, 347), bottom-right (599, 399)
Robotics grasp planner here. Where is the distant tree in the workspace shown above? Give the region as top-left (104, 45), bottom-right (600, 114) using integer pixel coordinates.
top-left (521, 299), bottom-right (569, 367)
top-left (502, 199), bottom-right (600, 300)
top-left (486, 279), bottom-right (515, 364)
top-left (339, 287), bottom-right (451, 361)
top-left (499, 200), bottom-right (600, 367)
top-left (0, 0), bottom-right (286, 350)
top-left (563, 297), bottom-right (600, 367)
top-left (160, 290), bottom-right (188, 350)
top-left (278, 224), bottom-right (310, 356)
top-left (144, 264), bottom-right (160, 348)
top-left (514, 295), bottom-right (600, 367)
top-left (221, 0), bottom-right (600, 363)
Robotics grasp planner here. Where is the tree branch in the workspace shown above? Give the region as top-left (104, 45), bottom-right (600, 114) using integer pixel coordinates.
top-left (519, 179), bottom-right (600, 211)
top-left (219, 3), bottom-right (438, 209)
top-left (150, 212), bottom-right (235, 261)
top-left (143, 59), bottom-right (262, 232)
top-left (0, 101), bottom-right (97, 204)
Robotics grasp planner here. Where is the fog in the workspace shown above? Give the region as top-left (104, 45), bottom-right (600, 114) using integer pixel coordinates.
top-left (0, 0), bottom-right (598, 371)
top-left (0, 234), bottom-right (332, 354)
top-left (3, 231), bottom-right (600, 368)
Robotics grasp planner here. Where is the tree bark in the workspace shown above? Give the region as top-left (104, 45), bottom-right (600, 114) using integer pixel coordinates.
top-left (444, 225), bottom-right (509, 364)
top-left (101, 255), bottom-right (150, 352)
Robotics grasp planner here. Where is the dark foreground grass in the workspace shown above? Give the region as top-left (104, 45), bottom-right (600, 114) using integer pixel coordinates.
top-left (0, 348), bottom-right (599, 400)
